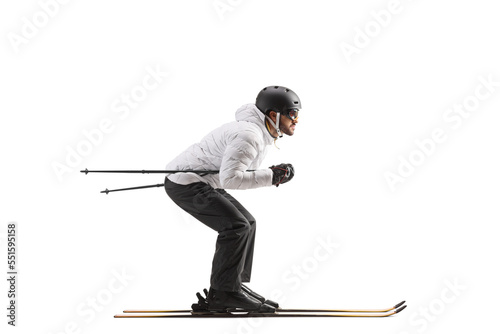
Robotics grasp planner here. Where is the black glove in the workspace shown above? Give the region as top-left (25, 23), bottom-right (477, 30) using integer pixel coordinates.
top-left (269, 163), bottom-right (295, 187)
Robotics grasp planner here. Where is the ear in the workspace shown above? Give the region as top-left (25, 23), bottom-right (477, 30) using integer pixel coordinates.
top-left (268, 110), bottom-right (277, 121)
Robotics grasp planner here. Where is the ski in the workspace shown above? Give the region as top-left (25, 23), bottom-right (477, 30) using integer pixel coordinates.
top-left (270, 300), bottom-right (406, 313)
top-left (122, 300), bottom-right (405, 314)
top-left (115, 301), bottom-right (406, 318)
top-left (115, 306), bottom-right (406, 318)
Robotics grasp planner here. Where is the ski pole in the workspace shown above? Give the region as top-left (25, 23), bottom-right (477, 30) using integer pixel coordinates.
top-left (80, 168), bottom-right (221, 175)
top-left (100, 183), bottom-right (165, 194)
top-left (81, 168), bottom-right (255, 194)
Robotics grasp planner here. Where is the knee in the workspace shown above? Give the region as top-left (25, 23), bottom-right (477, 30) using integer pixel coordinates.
top-left (232, 218), bottom-right (252, 234)
top-left (247, 215), bottom-right (256, 225)
top-left (248, 218), bottom-right (256, 230)
top-left (241, 218), bottom-right (256, 235)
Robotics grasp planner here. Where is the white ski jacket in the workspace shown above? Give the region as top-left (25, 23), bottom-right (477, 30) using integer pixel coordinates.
top-left (166, 103), bottom-right (275, 189)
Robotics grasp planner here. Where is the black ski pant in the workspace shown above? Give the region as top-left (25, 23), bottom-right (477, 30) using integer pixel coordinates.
top-left (164, 178), bottom-right (256, 292)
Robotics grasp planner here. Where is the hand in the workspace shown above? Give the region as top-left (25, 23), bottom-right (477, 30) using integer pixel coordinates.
top-left (269, 163), bottom-right (295, 187)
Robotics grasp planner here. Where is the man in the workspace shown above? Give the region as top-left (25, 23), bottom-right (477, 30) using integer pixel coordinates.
top-left (164, 86), bottom-right (301, 313)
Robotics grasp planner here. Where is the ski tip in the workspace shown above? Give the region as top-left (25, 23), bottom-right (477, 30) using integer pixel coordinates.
top-left (395, 305), bottom-right (407, 314)
top-left (394, 301), bottom-right (406, 309)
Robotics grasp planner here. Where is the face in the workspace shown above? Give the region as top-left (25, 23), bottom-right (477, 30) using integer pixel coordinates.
top-left (279, 113), bottom-right (298, 136)
top-left (267, 110), bottom-right (299, 137)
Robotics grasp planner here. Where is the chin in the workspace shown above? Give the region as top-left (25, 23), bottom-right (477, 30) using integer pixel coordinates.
top-left (280, 127), bottom-right (295, 136)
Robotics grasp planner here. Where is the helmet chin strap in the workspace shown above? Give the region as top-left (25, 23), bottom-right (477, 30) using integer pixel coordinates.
top-left (265, 112), bottom-right (283, 138)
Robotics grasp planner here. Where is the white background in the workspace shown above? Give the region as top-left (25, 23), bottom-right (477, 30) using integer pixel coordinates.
top-left (1, 0), bottom-right (499, 333)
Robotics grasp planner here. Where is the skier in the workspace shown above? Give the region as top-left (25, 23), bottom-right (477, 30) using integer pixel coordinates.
top-left (164, 86), bottom-right (301, 313)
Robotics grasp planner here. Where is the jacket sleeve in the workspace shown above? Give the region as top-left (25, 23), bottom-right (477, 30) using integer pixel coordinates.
top-left (219, 131), bottom-right (273, 190)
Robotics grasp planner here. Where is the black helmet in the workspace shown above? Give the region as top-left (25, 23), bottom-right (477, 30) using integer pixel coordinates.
top-left (255, 86), bottom-right (301, 115)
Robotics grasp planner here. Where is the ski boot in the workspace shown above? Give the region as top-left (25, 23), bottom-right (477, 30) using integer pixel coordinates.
top-left (241, 284), bottom-right (280, 308)
top-left (205, 287), bottom-right (275, 313)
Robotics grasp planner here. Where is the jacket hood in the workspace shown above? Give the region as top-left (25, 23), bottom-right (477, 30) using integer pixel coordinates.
top-left (235, 103), bottom-right (274, 144)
